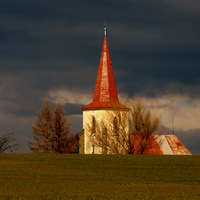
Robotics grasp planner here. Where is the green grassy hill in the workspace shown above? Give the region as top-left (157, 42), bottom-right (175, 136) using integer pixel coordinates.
top-left (0, 154), bottom-right (199, 200)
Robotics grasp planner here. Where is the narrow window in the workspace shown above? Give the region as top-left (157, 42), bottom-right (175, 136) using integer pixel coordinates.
top-left (91, 116), bottom-right (96, 134)
top-left (102, 128), bottom-right (107, 154)
top-left (92, 145), bottom-right (95, 154)
top-left (113, 117), bottom-right (118, 136)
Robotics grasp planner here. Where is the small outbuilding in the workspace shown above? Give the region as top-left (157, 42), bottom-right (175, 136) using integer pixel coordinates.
top-left (155, 135), bottom-right (191, 155)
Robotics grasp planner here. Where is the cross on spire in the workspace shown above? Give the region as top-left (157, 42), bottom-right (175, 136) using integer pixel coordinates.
top-left (104, 21), bottom-right (107, 38)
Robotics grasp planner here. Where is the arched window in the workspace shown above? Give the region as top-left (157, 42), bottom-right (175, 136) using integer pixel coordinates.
top-left (102, 128), bottom-right (107, 154)
top-left (113, 117), bottom-right (118, 136)
top-left (91, 116), bottom-right (96, 134)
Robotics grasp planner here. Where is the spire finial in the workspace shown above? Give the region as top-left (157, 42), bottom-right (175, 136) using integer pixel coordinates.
top-left (104, 21), bottom-right (107, 38)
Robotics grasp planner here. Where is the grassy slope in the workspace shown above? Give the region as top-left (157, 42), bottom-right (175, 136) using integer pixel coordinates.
top-left (0, 154), bottom-right (199, 200)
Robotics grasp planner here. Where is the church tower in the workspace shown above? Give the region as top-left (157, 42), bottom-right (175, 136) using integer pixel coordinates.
top-left (80, 24), bottom-right (129, 154)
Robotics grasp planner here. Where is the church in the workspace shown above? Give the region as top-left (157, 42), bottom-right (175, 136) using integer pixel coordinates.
top-left (79, 25), bottom-right (191, 155)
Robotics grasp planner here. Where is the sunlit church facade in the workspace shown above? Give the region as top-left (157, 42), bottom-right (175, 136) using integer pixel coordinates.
top-left (79, 25), bottom-right (191, 155)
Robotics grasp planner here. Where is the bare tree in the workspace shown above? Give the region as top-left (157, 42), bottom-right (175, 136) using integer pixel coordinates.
top-left (86, 99), bottom-right (162, 154)
top-left (0, 133), bottom-right (19, 153)
top-left (28, 98), bottom-right (77, 153)
top-left (128, 99), bottom-right (162, 154)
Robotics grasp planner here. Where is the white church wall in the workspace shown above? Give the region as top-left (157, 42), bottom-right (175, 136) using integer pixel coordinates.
top-left (83, 109), bottom-right (129, 154)
top-left (83, 110), bottom-right (105, 154)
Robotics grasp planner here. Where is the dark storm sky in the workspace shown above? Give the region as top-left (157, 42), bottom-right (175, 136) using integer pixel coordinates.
top-left (0, 0), bottom-right (200, 154)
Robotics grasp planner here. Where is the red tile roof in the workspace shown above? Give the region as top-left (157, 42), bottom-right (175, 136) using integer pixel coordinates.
top-left (130, 134), bottom-right (163, 155)
top-left (165, 135), bottom-right (191, 155)
top-left (81, 30), bottom-right (129, 111)
top-left (129, 134), bottom-right (191, 155)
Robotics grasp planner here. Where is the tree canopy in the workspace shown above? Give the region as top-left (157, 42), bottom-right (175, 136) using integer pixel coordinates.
top-left (28, 98), bottom-right (77, 153)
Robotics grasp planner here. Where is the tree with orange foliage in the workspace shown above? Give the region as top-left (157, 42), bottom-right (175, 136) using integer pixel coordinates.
top-left (51, 103), bottom-right (77, 153)
top-left (28, 98), bottom-right (77, 153)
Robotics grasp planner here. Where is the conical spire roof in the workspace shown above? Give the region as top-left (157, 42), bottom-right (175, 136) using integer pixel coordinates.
top-left (81, 25), bottom-right (129, 111)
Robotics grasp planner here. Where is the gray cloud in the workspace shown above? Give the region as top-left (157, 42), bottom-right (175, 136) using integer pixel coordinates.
top-left (0, 0), bottom-right (199, 153)
top-left (176, 129), bottom-right (200, 155)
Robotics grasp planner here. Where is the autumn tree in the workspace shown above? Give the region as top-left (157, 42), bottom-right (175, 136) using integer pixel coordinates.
top-left (28, 98), bottom-right (53, 153)
top-left (51, 103), bottom-right (77, 153)
top-left (0, 133), bottom-right (19, 153)
top-left (28, 98), bottom-right (77, 153)
top-left (86, 99), bottom-right (162, 154)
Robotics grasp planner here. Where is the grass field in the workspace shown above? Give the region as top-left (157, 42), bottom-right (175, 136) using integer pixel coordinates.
top-left (0, 154), bottom-right (199, 200)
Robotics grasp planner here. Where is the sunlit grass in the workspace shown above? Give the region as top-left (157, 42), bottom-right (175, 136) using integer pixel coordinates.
top-left (0, 154), bottom-right (199, 199)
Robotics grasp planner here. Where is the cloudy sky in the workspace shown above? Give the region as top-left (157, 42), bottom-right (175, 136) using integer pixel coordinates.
top-left (0, 0), bottom-right (199, 154)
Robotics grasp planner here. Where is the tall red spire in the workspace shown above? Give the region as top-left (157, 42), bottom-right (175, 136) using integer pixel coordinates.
top-left (81, 24), bottom-right (129, 111)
